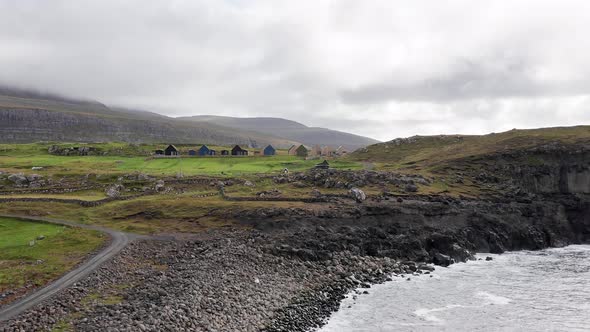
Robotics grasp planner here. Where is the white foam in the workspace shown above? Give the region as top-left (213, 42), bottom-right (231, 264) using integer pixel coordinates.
top-left (475, 291), bottom-right (512, 305)
top-left (320, 245), bottom-right (590, 332)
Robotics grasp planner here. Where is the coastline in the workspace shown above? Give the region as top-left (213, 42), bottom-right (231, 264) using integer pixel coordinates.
top-left (2, 193), bottom-right (589, 331)
top-left (316, 245), bottom-right (590, 331)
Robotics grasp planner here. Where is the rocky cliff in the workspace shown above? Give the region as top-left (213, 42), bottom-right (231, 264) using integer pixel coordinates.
top-left (464, 143), bottom-right (590, 195)
top-left (0, 108), bottom-right (296, 147)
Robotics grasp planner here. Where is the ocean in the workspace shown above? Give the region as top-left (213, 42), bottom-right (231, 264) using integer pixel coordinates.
top-left (320, 245), bottom-right (590, 332)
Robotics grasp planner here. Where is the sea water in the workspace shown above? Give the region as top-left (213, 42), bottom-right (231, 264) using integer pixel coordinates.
top-left (320, 245), bottom-right (590, 332)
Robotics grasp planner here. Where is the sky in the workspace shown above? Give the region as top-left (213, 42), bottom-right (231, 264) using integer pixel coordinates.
top-left (1, 0), bottom-right (590, 141)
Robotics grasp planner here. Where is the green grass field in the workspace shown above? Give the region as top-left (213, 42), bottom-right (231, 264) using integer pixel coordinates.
top-left (0, 145), bottom-right (361, 176)
top-left (0, 217), bottom-right (105, 298)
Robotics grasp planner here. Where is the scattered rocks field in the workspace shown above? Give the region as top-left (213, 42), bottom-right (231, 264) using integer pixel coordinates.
top-left (0, 230), bottom-right (420, 332)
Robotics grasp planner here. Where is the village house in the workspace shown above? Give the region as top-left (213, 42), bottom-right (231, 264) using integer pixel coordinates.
top-left (155, 149), bottom-right (164, 155)
top-left (335, 146), bottom-right (347, 156)
top-left (321, 145), bottom-right (334, 157)
top-left (198, 145), bottom-right (210, 156)
top-left (221, 150), bottom-right (230, 156)
top-left (295, 145), bottom-right (308, 157)
top-left (165, 144), bottom-right (179, 156)
top-left (310, 145), bottom-right (322, 156)
top-left (287, 145), bottom-right (298, 156)
top-left (263, 145), bottom-right (276, 156)
top-left (188, 149), bottom-right (197, 156)
top-left (231, 145), bottom-right (249, 156)
top-left (209, 149), bottom-right (217, 156)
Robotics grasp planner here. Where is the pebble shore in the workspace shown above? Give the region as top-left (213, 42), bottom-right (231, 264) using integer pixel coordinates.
top-left (0, 229), bottom-right (425, 332)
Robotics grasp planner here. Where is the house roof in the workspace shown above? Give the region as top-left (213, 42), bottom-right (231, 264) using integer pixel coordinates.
top-left (166, 144), bottom-right (178, 150)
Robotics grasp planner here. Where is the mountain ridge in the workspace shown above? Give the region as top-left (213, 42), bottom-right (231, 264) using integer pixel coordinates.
top-left (180, 115), bottom-right (380, 150)
top-left (0, 87), bottom-right (378, 149)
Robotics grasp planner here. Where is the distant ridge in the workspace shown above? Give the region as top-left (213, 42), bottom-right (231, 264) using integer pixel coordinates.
top-left (0, 86), bottom-right (378, 149)
top-left (181, 115), bottom-right (380, 150)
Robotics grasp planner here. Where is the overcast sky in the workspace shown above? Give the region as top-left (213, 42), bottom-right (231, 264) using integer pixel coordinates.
top-left (1, 0), bottom-right (590, 141)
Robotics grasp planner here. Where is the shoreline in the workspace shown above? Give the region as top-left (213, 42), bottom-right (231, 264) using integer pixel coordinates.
top-left (1, 193), bottom-right (589, 331)
top-left (315, 245), bottom-right (590, 331)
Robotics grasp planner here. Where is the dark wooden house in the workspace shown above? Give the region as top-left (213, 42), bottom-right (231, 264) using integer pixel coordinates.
top-left (221, 150), bottom-right (230, 156)
top-left (165, 145), bottom-right (179, 156)
top-left (155, 149), bottom-right (164, 155)
top-left (209, 149), bottom-right (216, 156)
top-left (198, 145), bottom-right (210, 156)
top-left (188, 149), bottom-right (197, 156)
top-left (295, 145), bottom-right (308, 157)
top-left (231, 145), bottom-right (248, 156)
top-left (263, 145), bottom-right (276, 156)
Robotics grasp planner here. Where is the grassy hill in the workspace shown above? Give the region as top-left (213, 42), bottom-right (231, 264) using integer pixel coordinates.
top-left (181, 115), bottom-right (380, 150)
top-left (0, 87), bottom-right (378, 149)
top-left (0, 95), bottom-right (298, 148)
top-left (350, 126), bottom-right (590, 172)
top-left (0, 217), bottom-right (104, 303)
top-left (0, 142), bottom-right (361, 177)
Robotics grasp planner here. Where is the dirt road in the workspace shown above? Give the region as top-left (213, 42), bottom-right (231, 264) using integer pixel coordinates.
top-left (0, 215), bottom-right (138, 321)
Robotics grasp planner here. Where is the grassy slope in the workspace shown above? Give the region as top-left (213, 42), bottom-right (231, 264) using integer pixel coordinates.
top-left (0, 95), bottom-right (299, 147)
top-left (0, 217), bottom-right (105, 297)
top-left (0, 196), bottom-right (316, 234)
top-left (181, 115), bottom-right (380, 149)
top-left (349, 126), bottom-right (590, 172)
top-left (0, 143), bottom-right (360, 177)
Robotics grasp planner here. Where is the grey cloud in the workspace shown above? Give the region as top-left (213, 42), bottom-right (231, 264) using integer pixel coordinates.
top-left (340, 58), bottom-right (590, 105)
top-left (1, 0), bottom-right (590, 141)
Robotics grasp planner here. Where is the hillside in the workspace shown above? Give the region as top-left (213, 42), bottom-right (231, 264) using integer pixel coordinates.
top-left (351, 126), bottom-right (590, 164)
top-left (0, 90), bottom-right (296, 147)
top-left (349, 126), bottom-right (590, 196)
top-left (181, 115), bottom-right (380, 150)
top-left (0, 88), bottom-right (378, 149)
top-left (350, 126), bottom-right (590, 175)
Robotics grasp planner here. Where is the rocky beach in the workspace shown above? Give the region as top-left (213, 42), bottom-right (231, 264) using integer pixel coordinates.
top-left (2, 187), bottom-right (589, 331)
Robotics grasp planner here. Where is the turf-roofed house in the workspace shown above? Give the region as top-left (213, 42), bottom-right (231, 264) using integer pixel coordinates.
top-left (165, 144), bottom-right (179, 156)
top-left (231, 145), bottom-right (249, 156)
top-left (198, 145), bottom-right (210, 156)
top-left (263, 145), bottom-right (276, 156)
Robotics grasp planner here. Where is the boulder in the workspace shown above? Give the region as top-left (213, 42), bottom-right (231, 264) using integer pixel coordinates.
top-left (47, 145), bottom-right (61, 154)
top-left (243, 181), bottom-right (255, 187)
top-left (26, 174), bottom-right (43, 182)
top-left (155, 180), bottom-right (166, 192)
top-left (311, 189), bottom-right (323, 198)
top-left (405, 184), bottom-right (418, 192)
top-left (432, 253), bottom-right (453, 267)
top-left (349, 188), bottom-right (366, 203)
top-left (257, 189), bottom-right (282, 198)
top-left (106, 184), bottom-right (125, 198)
top-left (8, 173), bottom-right (28, 186)
top-left (137, 173), bottom-right (150, 181)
